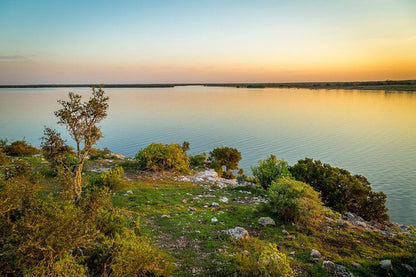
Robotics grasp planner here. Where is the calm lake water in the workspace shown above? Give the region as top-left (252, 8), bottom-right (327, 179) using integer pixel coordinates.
top-left (1, 86), bottom-right (415, 225)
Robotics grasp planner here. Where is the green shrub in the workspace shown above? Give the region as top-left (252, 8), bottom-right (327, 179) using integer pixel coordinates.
top-left (90, 167), bottom-right (124, 190)
top-left (135, 143), bottom-right (189, 173)
top-left (3, 139), bottom-right (40, 156)
top-left (26, 253), bottom-right (87, 277)
top-left (235, 238), bottom-right (293, 277)
top-left (265, 177), bottom-right (325, 225)
top-left (251, 155), bottom-right (291, 189)
top-left (88, 147), bottom-right (115, 160)
top-left (289, 158), bottom-right (389, 222)
top-left (189, 153), bottom-right (207, 170)
top-left (0, 149), bottom-right (6, 167)
top-left (210, 146), bottom-right (242, 178)
top-left (4, 158), bottom-right (32, 179)
top-left (110, 230), bottom-right (175, 276)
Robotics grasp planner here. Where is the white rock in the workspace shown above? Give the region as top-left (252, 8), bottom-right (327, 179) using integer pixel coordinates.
top-left (227, 227), bottom-right (249, 239)
top-left (211, 202), bottom-right (220, 207)
top-left (211, 217), bottom-right (218, 223)
top-left (380, 260), bottom-right (393, 271)
top-left (258, 217), bottom-right (276, 226)
top-left (310, 249), bottom-right (322, 259)
top-left (219, 197), bottom-right (229, 203)
top-left (322, 261), bottom-right (336, 272)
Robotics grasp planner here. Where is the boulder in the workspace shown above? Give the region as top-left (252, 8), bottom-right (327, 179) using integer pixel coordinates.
top-left (258, 217), bottom-right (276, 227)
top-left (211, 202), bottom-right (220, 207)
top-left (401, 264), bottom-right (415, 273)
top-left (379, 260), bottom-right (393, 271)
top-left (323, 261), bottom-right (353, 277)
top-left (227, 227), bottom-right (249, 239)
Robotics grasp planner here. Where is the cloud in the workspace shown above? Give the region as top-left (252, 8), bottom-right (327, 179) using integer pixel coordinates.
top-left (0, 55), bottom-right (31, 62)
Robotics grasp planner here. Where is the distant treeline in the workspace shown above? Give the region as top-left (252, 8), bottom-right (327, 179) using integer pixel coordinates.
top-left (1, 80), bottom-right (416, 91)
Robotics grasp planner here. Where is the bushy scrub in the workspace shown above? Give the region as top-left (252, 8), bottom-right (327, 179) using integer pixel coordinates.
top-left (110, 230), bottom-right (175, 276)
top-left (210, 146), bottom-right (241, 178)
top-left (266, 177), bottom-right (325, 225)
top-left (251, 155), bottom-right (291, 189)
top-left (1, 139), bottom-right (40, 156)
top-left (90, 167), bottom-right (124, 190)
top-left (135, 142), bottom-right (189, 173)
top-left (235, 238), bottom-right (293, 277)
top-left (189, 153), bottom-right (207, 170)
top-left (4, 158), bottom-right (32, 180)
top-left (289, 158), bottom-right (389, 222)
top-left (88, 147), bottom-right (116, 160)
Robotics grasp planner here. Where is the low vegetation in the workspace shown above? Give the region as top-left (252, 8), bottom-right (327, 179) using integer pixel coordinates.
top-left (290, 158), bottom-right (389, 222)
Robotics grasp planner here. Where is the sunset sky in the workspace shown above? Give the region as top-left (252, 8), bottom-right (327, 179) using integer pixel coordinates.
top-left (1, 0), bottom-right (415, 84)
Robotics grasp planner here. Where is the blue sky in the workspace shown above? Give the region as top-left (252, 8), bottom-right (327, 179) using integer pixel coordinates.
top-left (1, 0), bottom-right (415, 83)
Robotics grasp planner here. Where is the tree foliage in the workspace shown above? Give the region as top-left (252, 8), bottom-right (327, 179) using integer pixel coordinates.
top-left (209, 146), bottom-right (242, 178)
top-left (251, 155), bottom-right (291, 189)
top-left (289, 158), bottom-right (388, 222)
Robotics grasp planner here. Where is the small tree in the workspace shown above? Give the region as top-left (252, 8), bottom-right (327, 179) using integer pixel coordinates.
top-left (251, 155), bottom-right (291, 189)
top-left (210, 146), bottom-right (241, 178)
top-left (43, 87), bottom-right (109, 201)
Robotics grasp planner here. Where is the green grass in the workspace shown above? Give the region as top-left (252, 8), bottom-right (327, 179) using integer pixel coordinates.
top-left (110, 177), bottom-right (416, 276)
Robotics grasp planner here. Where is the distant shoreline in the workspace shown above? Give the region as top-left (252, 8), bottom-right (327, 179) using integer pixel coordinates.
top-left (1, 80), bottom-right (416, 91)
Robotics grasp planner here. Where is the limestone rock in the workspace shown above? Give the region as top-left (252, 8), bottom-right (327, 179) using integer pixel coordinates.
top-left (227, 227), bottom-right (249, 239)
top-left (310, 249), bottom-right (322, 259)
top-left (258, 217), bottom-right (276, 227)
top-left (322, 261), bottom-right (336, 272)
top-left (380, 260), bottom-right (393, 271)
top-left (211, 217), bottom-right (218, 223)
top-left (219, 196), bottom-right (229, 203)
top-left (211, 202), bottom-right (220, 207)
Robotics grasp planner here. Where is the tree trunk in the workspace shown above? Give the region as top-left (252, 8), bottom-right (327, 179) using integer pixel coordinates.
top-left (73, 163), bottom-right (83, 202)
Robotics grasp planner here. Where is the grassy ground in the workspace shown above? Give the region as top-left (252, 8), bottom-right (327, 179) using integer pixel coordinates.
top-left (108, 174), bottom-right (415, 276)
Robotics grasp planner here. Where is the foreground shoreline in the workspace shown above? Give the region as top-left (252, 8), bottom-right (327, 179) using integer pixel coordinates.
top-left (1, 79), bottom-right (416, 91)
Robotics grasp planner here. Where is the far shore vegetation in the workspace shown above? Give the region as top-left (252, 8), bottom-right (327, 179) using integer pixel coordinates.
top-left (1, 79), bottom-right (416, 91)
top-left (1, 88), bottom-right (415, 276)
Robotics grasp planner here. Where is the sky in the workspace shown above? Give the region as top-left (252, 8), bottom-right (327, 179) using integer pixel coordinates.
top-left (0, 0), bottom-right (415, 84)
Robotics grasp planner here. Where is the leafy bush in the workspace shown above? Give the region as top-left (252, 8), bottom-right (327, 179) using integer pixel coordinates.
top-left (90, 167), bottom-right (124, 190)
top-left (136, 143), bottom-right (189, 173)
top-left (289, 158), bottom-right (389, 222)
top-left (2, 139), bottom-right (40, 156)
top-left (4, 158), bottom-right (32, 180)
top-left (110, 230), bottom-right (175, 276)
top-left (265, 177), bottom-right (325, 225)
top-left (0, 149), bottom-right (6, 167)
top-left (88, 147), bottom-right (116, 160)
top-left (235, 238), bottom-right (293, 277)
top-left (210, 146), bottom-right (241, 178)
top-left (189, 153), bottom-right (207, 170)
top-left (251, 155), bottom-right (291, 189)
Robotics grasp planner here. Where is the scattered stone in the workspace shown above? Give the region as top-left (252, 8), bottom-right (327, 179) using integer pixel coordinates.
top-left (211, 217), bottom-right (218, 223)
top-left (188, 207), bottom-right (196, 211)
top-left (219, 196), bottom-right (229, 203)
top-left (289, 251), bottom-right (295, 255)
top-left (258, 217), bottom-right (276, 227)
top-left (211, 202), bottom-right (220, 207)
top-left (182, 199), bottom-right (187, 204)
top-left (323, 261), bottom-right (353, 277)
top-left (123, 190), bottom-right (133, 196)
top-left (203, 205), bottom-right (208, 208)
top-left (379, 260), bottom-right (393, 271)
top-left (227, 227), bottom-right (249, 239)
top-left (334, 264), bottom-right (352, 277)
top-left (351, 261), bottom-right (361, 268)
top-left (161, 214), bottom-right (170, 218)
top-left (322, 261), bottom-right (336, 273)
top-left (282, 229), bottom-right (290, 236)
top-left (286, 235), bottom-right (296, 240)
top-left (402, 264), bottom-right (415, 273)
top-left (310, 249), bottom-right (322, 259)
